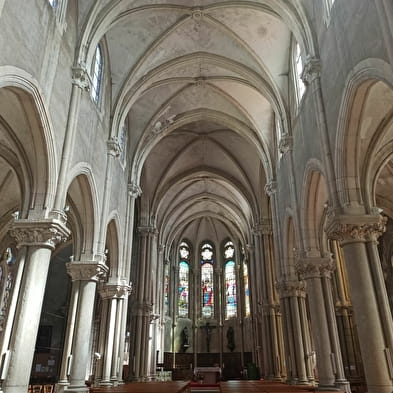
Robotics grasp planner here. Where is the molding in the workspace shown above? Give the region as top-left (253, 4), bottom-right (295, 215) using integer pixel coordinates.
top-left (10, 218), bottom-right (70, 250)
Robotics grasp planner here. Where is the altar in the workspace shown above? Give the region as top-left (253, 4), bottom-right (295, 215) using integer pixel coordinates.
top-left (194, 366), bottom-right (221, 384)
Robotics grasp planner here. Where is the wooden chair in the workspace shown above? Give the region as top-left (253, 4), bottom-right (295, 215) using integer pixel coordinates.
top-left (28, 385), bottom-right (33, 393)
top-left (32, 385), bottom-right (42, 393)
top-left (43, 385), bottom-right (54, 393)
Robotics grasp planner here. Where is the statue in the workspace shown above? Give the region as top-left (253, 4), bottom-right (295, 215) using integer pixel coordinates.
top-left (181, 326), bottom-right (190, 352)
top-left (226, 326), bottom-right (235, 352)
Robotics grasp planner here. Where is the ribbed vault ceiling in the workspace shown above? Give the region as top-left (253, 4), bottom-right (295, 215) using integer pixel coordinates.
top-left (82, 1), bottom-right (298, 247)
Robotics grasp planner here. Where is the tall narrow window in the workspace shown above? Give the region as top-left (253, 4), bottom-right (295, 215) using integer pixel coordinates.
top-left (201, 243), bottom-right (214, 318)
top-left (164, 263), bottom-right (170, 316)
top-left (243, 262), bottom-right (251, 316)
top-left (224, 241), bottom-right (237, 319)
top-left (48, 0), bottom-right (57, 7)
top-left (91, 45), bottom-right (103, 104)
top-left (178, 242), bottom-right (190, 317)
top-left (294, 42), bottom-right (305, 102)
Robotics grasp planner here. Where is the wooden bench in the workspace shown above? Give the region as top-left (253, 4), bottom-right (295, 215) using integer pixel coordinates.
top-left (219, 381), bottom-right (344, 393)
top-left (89, 381), bottom-right (190, 393)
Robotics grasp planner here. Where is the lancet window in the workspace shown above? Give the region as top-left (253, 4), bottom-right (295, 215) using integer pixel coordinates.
top-left (243, 262), bottom-right (251, 317)
top-left (224, 241), bottom-right (237, 319)
top-left (201, 243), bottom-right (214, 318)
top-left (178, 242), bottom-right (190, 317)
top-left (91, 44), bottom-right (103, 104)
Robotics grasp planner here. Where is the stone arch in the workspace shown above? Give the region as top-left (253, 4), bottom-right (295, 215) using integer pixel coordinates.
top-left (65, 169), bottom-right (99, 260)
top-left (335, 58), bottom-right (393, 210)
top-left (301, 160), bottom-right (330, 257)
top-left (105, 216), bottom-right (121, 280)
top-left (0, 66), bottom-right (57, 218)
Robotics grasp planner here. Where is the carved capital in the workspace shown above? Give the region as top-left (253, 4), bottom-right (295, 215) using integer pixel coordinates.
top-left (253, 219), bottom-right (272, 235)
top-left (326, 214), bottom-right (386, 245)
top-left (100, 283), bottom-right (132, 299)
top-left (134, 302), bottom-right (153, 317)
top-left (264, 181), bottom-right (277, 197)
top-left (296, 257), bottom-right (335, 280)
top-left (10, 219), bottom-right (70, 250)
top-left (128, 182), bottom-right (142, 198)
top-left (66, 262), bottom-right (108, 282)
top-left (138, 226), bottom-right (158, 237)
top-left (301, 57), bottom-right (321, 85)
top-left (279, 135), bottom-right (293, 155)
top-left (276, 279), bottom-right (306, 298)
top-left (72, 65), bottom-right (90, 90)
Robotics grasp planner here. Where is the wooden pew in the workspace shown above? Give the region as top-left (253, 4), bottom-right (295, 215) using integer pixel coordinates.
top-left (89, 381), bottom-right (190, 393)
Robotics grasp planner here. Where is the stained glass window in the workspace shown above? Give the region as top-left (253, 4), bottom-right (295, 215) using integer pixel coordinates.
top-left (243, 262), bottom-right (251, 316)
top-left (178, 261), bottom-right (189, 317)
top-left (180, 242), bottom-right (190, 259)
top-left (225, 261), bottom-right (237, 318)
top-left (201, 263), bottom-right (214, 317)
top-left (91, 45), bottom-right (103, 104)
top-left (164, 263), bottom-right (169, 315)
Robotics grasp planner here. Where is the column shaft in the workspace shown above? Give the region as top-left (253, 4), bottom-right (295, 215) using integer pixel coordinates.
top-left (4, 247), bottom-right (52, 393)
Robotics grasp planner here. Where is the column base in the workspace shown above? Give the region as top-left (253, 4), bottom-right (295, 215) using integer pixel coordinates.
top-left (64, 385), bottom-right (89, 393)
top-left (316, 386), bottom-right (341, 391)
top-left (98, 380), bottom-right (112, 386)
top-left (54, 382), bottom-right (69, 393)
top-left (334, 379), bottom-right (351, 393)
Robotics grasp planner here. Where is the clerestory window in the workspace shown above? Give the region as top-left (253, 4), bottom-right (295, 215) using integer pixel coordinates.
top-left (91, 45), bottom-right (103, 105)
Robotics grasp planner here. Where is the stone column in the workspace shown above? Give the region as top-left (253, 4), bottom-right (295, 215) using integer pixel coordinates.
top-left (326, 214), bottom-right (393, 393)
top-left (65, 261), bottom-right (108, 392)
top-left (3, 218), bottom-right (69, 393)
top-left (52, 66), bottom-right (90, 213)
top-left (297, 258), bottom-right (338, 389)
top-left (96, 283), bottom-right (131, 386)
top-left (253, 221), bottom-right (283, 380)
top-left (276, 279), bottom-right (309, 385)
top-left (129, 226), bottom-right (157, 380)
top-left (56, 279), bottom-right (80, 389)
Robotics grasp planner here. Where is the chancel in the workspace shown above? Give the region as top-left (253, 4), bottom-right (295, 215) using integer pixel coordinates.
top-left (0, 1), bottom-right (393, 393)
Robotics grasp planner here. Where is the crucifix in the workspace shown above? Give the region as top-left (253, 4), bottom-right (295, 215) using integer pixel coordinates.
top-left (200, 322), bottom-right (216, 353)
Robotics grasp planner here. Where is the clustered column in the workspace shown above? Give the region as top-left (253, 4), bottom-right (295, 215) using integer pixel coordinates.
top-left (297, 257), bottom-right (350, 392)
top-left (276, 279), bottom-right (310, 385)
top-left (253, 221), bottom-right (284, 380)
top-left (3, 217), bottom-right (69, 393)
top-left (95, 283), bottom-right (132, 385)
top-left (129, 226), bottom-right (158, 380)
top-left (326, 214), bottom-right (393, 393)
top-left (65, 261), bottom-right (108, 392)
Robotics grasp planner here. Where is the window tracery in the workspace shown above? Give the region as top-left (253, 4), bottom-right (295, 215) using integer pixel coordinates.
top-left (201, 242), bottom-right (214, 318)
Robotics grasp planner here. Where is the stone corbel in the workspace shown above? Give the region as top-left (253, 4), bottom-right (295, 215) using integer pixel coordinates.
top-left (301, 57), bottom-right (321, 86)
top-left (10, 218), bottom-right (70, 250)
top-left (99, 283), bottom-right (132, 299)
top-left (279, 135), bottom-right (293, 155)
top-left (128, 182), bottom-right (142, 198)
top-left (72, 64), bottom-right (90, 91)
top-left (296, 257), bottom-right (335, 280)
top-left (107, 136), bottom-right (122, 158)
top-left (264, 180), bottom-right (277, 197)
